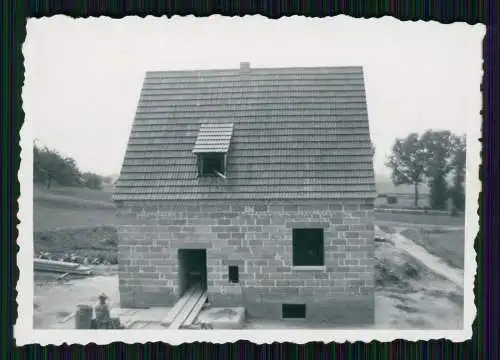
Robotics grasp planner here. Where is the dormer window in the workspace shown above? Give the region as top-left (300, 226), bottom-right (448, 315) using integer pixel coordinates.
top-left (193, 123), bottom-right (234, 178)
top-left (200, 153), bottom-right (225, 176)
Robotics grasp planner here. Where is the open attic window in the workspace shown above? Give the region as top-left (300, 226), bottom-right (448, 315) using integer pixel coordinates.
top-left (199, 153), bottom-right (226, 177)
top-left (192, 122), bottom-right (234, 179)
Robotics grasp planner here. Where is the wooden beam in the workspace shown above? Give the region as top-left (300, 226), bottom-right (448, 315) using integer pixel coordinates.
top-left (182, 293), bottom-right (208, 328)
top-left (160, 287), bottom-right (196, 326)
top-left (168, 288), bottom-right (204, 330)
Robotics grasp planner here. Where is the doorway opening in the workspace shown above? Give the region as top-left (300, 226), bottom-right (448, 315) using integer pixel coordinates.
top-left (178, 249), bottom-right (207, 295)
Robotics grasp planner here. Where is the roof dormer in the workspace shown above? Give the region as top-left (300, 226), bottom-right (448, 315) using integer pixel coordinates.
top-left (193, 123), bottom-right (234, 179)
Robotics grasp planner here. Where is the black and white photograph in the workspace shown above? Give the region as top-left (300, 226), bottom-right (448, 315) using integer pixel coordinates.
top-left (16, 16), bottom-right (482, 344)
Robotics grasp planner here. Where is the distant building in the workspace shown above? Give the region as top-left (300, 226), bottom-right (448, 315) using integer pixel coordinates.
top-left (113, 63), bottom-right (377, 325)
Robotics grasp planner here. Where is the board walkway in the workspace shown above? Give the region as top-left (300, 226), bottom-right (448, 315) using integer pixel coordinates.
top-left (161, 286), bottom-right (207, 329)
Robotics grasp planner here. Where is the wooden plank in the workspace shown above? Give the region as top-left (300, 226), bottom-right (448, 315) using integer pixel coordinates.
top-left (169, 289), bottom-right (203, 330)
top-left (160, 287), bottom-right (196, 326)
top-left (34, 259), bottom-right (80, 269)
top-left (182, 292), bottom-right (207, 328)
top-left (168, 289), bottom-right (203, 330)
top-left (161, 287), bottom-right (196, 326)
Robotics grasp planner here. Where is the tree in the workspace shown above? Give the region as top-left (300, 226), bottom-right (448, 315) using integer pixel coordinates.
top-left (102, 175), bottom-right (114, 184)
top-left (33, 144), bottom-right (82, 189)
top-left (33, 143), bottom-right (109, 191)
top-left (385, 133), bottom-right (430, 208)
top-left (82, 172), bottom-right (103, 190)
top-left (34, 145), bottom-right (48, 184)
top-left (420, 130), bottom-right (454, 210)
top-left (449, 134), bottom-right (466, 211)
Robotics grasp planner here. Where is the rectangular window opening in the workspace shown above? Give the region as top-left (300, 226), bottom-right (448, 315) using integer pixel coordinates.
top-left (200, 153), bottom-right (225, 177)
top-left (282, 304), bottom-right (306, 319)
top-left (228, 265), bottom-right (239, 283)
top-left (292, 228), bottom-right (324, 266)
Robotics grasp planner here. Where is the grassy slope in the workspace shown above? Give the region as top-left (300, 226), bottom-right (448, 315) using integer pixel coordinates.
top-left (399, 228), bottom-right (465, 270)
top-left (34, 185), bottom-right (116, 232)
top-left (375, 210), bottom-right (465, 270)
top-left (34, 185), bottom-right (118, 259)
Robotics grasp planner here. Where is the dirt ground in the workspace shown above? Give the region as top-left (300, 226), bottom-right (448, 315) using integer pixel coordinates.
top-left (373, 230), bottom-right (463, 329)
top-left (34, 265), bottom-right (118, 328)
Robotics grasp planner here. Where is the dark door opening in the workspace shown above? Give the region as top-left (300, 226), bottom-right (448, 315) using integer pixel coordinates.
top-left (178, 249), bottom-right (207, 295)
top-left (282, 304), bottom-right (306, 319)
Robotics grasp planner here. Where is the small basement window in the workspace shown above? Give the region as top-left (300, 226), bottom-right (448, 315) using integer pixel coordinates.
top-left (282, 304), bottom-right (306, 319)
top-left (228, 265), bottom-right (239, 283)
top-left (292, 229), bottom-right (324, 266)
top-left (200, 153), bottom-right (225, 177)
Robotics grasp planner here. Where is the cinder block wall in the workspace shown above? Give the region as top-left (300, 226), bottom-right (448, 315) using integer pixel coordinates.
top-left (116, 200), bottom-right (375, 325)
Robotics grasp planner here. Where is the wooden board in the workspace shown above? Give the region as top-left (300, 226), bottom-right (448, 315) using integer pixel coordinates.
top-left (168, 289), bottom-right (203, 330)
top-left (168, 289), bottom-right (204, 330)
top-left (34, 259), bottom-right (80, 269)
top-left (160, 287), bottom-right (196, 326)
top-left (182, 293), bottom-right (208, 328)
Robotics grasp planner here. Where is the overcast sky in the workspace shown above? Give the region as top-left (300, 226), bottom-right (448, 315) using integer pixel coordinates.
top-left (24, 16), bottom-right (484, 177)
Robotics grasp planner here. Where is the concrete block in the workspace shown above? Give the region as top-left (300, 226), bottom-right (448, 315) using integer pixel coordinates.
top-left (196, 307), bottom-right (246, 329)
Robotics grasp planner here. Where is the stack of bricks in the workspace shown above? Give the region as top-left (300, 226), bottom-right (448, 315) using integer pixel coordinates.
top-left (116, 199), bottom-right (375, 325)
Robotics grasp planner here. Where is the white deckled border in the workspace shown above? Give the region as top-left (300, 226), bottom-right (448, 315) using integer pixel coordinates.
top-left (15, 16), bottom-right (481, 345)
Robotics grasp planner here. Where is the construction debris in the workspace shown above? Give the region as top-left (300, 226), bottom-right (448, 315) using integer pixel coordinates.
top-left (34, 258), bottom-right (93, 276)
top-left (37, 251), bottom-right (116, 266)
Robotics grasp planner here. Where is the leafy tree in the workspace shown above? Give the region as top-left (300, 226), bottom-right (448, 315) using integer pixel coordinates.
top-left (427, 173), bottom-right (449, 210)
top-left (385, 133), bottom-right (430, 208)
top-left (449, 134), bottom-right (466, 211)
top-left (420, 130), bottom-right (454, 210)
top-left (33, 144), bottom-right (82, 188)
top-left (82, 172), bottom-right (103, 190)
top-left (34, 143), bottom-right (109, 191)
top-left (34, 146), bottom-right (48, 184)
top-left (102, 175), bottom-right (114, 184)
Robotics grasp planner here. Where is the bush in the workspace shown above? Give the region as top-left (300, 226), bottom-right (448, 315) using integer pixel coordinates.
top-left (106, 254), bottom-right (118, 265)
top-left (97, 253), bottom-right (106, 264)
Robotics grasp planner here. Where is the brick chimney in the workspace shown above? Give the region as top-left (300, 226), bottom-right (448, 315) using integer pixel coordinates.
top-left (240, 62), bottom-right (250, 72)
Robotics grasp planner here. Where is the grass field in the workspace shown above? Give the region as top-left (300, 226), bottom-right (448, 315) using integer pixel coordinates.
top-left (34, 185), bottom-right (118, 260)
top-left (374, 211), bottom-right (465, 228)
top-left (35, 184), bottom-right (114, 202)
top-left (34, 185), bottom-right (116, 232)
top-left (399, 228), bottom-right (465, 270)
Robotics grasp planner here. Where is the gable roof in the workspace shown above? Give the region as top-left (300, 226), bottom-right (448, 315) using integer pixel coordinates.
top-left (113, 63), bottom-right (376, 201)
